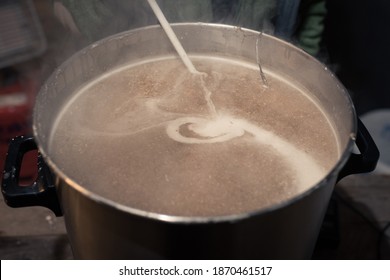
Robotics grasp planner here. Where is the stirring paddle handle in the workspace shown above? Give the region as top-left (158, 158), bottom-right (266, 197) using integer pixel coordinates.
top-left (147, 0), bottom-right (198, 74)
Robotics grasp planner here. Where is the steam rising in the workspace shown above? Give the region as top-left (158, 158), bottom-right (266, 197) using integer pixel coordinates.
top-left (49, 0), bottom-right (278, 74)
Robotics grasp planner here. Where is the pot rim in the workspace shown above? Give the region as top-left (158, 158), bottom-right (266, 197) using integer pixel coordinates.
top-left (33, 23), bottom-right (357, 224)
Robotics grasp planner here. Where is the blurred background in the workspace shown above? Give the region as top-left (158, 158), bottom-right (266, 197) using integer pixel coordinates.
top-left (0, 0), bottom-right (389, 259)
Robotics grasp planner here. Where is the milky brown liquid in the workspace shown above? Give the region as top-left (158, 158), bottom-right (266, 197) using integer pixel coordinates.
top-left (49, 57), bottom-right (339, 217)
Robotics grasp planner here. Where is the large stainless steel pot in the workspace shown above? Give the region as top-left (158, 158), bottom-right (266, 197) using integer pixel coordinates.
top-left (2, 23), bottom-right (379, 259)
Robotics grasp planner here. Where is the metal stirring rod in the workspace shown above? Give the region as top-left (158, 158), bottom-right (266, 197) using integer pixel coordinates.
top-left (147, 0), bottom-right (199, 74)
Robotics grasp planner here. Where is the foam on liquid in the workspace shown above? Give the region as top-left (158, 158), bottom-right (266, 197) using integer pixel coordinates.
top-left (49, 57), bottom-right (339, 217)
top-left (166, 115), bottom-right (324, 188)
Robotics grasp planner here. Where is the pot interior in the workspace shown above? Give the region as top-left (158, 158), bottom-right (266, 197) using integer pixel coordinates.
top-left (34, 24), bottom-right (355, 218)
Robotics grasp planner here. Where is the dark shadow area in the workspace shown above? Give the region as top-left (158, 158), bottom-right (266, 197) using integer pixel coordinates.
top-left (324, 0), bottom-right (390, 115)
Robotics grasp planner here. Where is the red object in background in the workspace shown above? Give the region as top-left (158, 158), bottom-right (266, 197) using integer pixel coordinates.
top-left (0, 70), bottom-right (38, 185)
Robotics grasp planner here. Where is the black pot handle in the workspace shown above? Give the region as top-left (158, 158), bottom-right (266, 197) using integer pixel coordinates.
top-left (1, 136), bottom-right (63, 216)
top-left (337, 118), bottom-right (380, 181)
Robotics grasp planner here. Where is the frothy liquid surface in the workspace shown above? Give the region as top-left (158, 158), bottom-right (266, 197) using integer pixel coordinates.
top-left (49, 57), bottom-right (339, 217)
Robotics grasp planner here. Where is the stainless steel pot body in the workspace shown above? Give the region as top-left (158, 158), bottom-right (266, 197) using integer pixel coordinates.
top-left (2, 23), bottom-right (379, 259)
